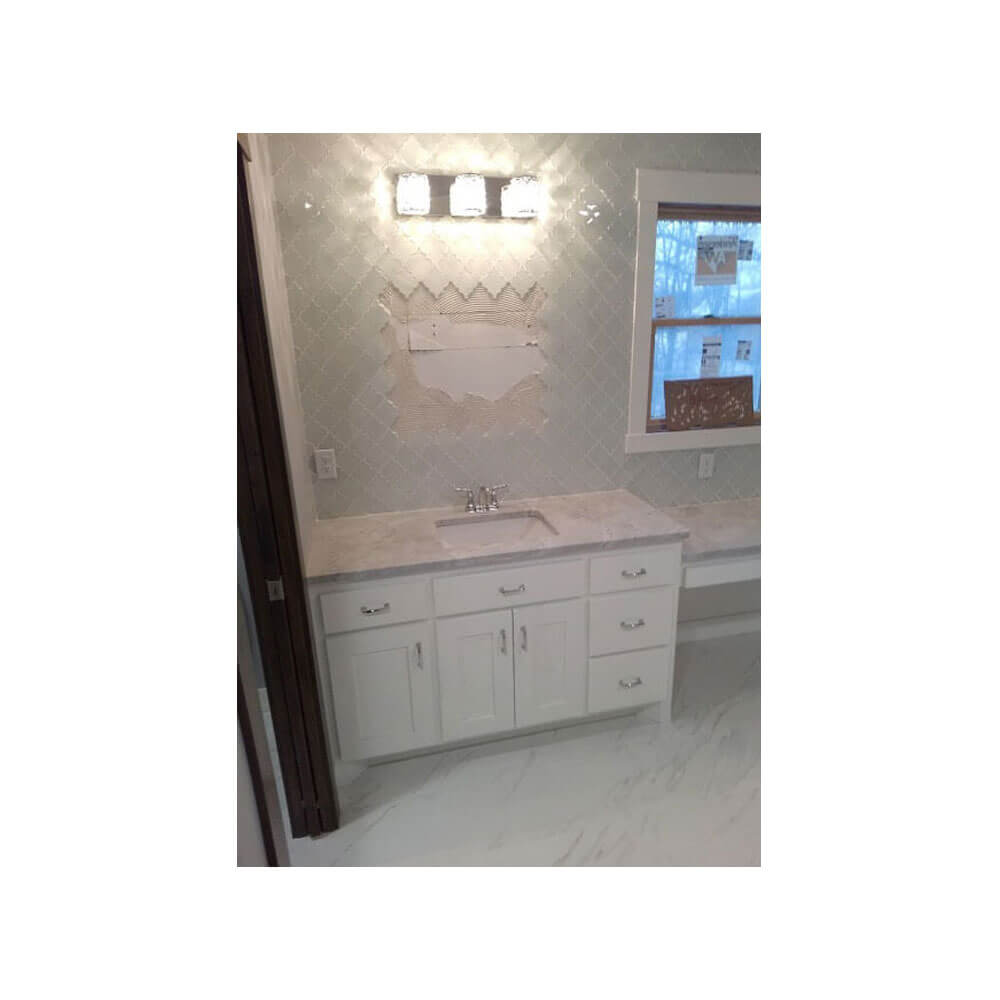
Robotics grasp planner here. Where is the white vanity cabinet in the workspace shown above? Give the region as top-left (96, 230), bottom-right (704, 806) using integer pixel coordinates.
top-left (435, 610), bottom-right (514, 741)
top-left (325, 621), bottom-right (438, 760)
top-left (310, 543), bottom-right (681, 763)
top-left (512, 599), bottom-right (587, 728)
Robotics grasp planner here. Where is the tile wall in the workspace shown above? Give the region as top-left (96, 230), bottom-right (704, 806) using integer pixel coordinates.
top-left (267, 133), bottom-right (761, 518)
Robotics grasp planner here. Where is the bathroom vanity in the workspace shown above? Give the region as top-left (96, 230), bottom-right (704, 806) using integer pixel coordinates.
top-left (304, 491), bottom-right (690, 763)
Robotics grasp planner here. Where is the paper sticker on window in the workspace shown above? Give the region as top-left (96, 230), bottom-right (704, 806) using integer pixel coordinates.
top-left (736, 339), bottom-right (753, 361)
top-left (654, 295), bottom-right (675, 319)
top-left (738, 240), bottom-right (754, 261)
top-left (701, 335), bottom-right (722, 376)
top-left (695, 235), bottom-right (739, 286)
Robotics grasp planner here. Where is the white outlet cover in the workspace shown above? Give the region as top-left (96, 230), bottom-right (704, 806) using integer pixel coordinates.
top-left (315, 448), bottom-right (337, 479)
top-left (698, 452), bottom-right (715, 479)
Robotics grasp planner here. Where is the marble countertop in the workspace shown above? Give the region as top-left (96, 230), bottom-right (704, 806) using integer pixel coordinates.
top-left (304, 490), bottom-right (689, 583)
top-left (666, 497), bottom-right (760, 563)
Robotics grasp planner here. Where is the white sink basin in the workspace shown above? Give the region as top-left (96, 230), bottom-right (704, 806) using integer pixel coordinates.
top-left (435, 510), bottom-right (558, 548)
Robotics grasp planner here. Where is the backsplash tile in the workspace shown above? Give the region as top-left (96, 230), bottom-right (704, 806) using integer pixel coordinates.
top-left (267, 133), bottom-right (761, 518)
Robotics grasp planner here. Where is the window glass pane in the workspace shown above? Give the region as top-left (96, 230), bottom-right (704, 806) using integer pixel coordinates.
top-left (653, 218), bottom-right (761, 318)
top-left (650, 324), bottom-right (761, 421)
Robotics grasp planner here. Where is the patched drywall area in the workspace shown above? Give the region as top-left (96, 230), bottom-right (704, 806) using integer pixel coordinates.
top-left (267, 133), bottom-right (761, 518)
top-left (379, 282), bottom-right (546, 435)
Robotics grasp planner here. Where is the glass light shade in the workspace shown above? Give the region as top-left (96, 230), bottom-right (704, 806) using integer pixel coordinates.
top-left (396, 173), bottom-right (430, 215)
top-left (449, 174), bottom-right (486, 217)
top-left (501, 176), bottom-right (540, 218)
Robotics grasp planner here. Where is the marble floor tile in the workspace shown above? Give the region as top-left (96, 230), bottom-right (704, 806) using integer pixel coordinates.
top-left (289, 633), bottom-right (760, 867)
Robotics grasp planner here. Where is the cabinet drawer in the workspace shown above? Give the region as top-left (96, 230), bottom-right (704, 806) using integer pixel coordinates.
top-left (434, 559), bottom-right (586, 617)
top-left (320, 579), bottom-right (431, 635)
top-left (589, 545), bottom-right (681, 594)
top-left (589, 587), bottom-right (675, 655)
top-left (588, 648), bottom-right (669, 713)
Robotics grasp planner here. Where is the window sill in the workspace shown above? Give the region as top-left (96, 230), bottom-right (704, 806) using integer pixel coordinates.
top-left (625, 425), bottom-right (761, 454)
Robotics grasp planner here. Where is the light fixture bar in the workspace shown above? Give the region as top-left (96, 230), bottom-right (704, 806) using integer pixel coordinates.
top-left (393, 172), bottom-right (539, 220)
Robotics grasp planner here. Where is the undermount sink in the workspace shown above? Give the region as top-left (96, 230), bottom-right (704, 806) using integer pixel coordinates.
top-left (435, 510), bottom-right (558, 548)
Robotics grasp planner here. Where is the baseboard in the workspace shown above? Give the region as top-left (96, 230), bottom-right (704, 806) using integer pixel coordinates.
top-left (677, 612), bottom-right (761, 644)
top-left (357, 706), bottom-right (654, 770)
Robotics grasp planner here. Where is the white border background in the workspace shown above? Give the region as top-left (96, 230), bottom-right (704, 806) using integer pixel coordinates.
top-left (3, 7), bottom-right (997, 999)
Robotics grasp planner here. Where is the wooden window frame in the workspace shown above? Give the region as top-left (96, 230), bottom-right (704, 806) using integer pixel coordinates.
top-left (626, 169), bottom-right (761, 454)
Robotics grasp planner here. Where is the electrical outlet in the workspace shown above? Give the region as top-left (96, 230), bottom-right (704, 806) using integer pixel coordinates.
top-left (315, 448), bottom-right (337, 480)
top-left (698, 452), bottom-right (715, 479)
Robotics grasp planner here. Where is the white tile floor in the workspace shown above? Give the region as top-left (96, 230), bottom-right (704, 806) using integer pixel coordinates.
top-left (288, 633), bottom-right (760, 866)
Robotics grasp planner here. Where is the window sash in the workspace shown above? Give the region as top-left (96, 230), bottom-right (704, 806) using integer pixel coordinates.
top-left (646, 317), bottom-right (761, 433)
top-left (657, 203), bottom-right (761, 223)
top-left (648, 204), bottom-right (761, 432)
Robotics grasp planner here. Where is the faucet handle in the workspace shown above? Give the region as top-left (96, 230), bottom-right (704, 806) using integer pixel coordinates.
top-left (488, 484), bottom-right (509, 509)
top-left (454, 486), bottom-right (476, 512)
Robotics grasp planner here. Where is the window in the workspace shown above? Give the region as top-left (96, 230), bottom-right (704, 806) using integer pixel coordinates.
top-left (626, 170), bottom-right (761, 453)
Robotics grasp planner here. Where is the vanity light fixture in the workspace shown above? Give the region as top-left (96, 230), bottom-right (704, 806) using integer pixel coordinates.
top-left (393, 172), bottom-right (540, 220)
top-left (449, 173), bottom-right (487, 217)
top-left (396, 172), bottom-right (430, 215)
top-left (501, 176), bottom-right (540, 218)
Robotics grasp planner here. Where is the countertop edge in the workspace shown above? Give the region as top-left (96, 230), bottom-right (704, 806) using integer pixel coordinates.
top-left (306, 530), bottom-right (689, 586)
top-left (682, 544), bottom-right (761, 565)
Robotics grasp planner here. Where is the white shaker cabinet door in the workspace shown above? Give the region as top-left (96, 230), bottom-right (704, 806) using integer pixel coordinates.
top-left (512, 599), bottom-right (587, 728)
top-left (435, 610), bottom-right (515, 742)
top-left (326, 621), bottom-right (437, 761)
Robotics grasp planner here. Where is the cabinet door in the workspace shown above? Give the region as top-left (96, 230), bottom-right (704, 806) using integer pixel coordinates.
top-left (325, 621), bottom-right (437, 761)
top-left (513, 599), bottom-right (587, 728)
top-left (435, 610), bottom-right (514, 742)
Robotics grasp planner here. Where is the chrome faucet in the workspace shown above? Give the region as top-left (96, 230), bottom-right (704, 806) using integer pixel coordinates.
top-left (487, 484), bottom-right (509, 510)
top-left (455, 486), bottom-right (477, 512)
top-left (454, 483), bottom-right (509, 513)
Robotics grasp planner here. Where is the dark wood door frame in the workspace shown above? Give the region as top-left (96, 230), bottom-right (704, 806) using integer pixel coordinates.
top-left (238, 144), bottom-right (339, 838)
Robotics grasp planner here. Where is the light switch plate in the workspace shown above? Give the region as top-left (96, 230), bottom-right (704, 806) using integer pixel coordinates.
top-left (698, 452), bottom-right (715, 479)
top-left (315, 448), bottom-right (337, 479)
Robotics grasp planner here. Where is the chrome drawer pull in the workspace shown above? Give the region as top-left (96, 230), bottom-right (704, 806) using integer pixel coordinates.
top-left (499, 628), bottom-right (507, 654)
top-left (415, 641), bottom-right (423, 669)
top-left (621, 568), bottom-right (647, 578)
top-left (499, 584), bottom-right (526, 596)
top-left (521, 625), bottom-right (528, 652)
top-left (620, 618), bottom-right (646, 630)
top-left (619, 677), bottom-right (643, 689)
top-left (360, 602), bottom-right (391, 615)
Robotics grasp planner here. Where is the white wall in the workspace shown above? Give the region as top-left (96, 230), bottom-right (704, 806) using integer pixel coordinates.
top-left (244, 133), bottom-right (317, 545)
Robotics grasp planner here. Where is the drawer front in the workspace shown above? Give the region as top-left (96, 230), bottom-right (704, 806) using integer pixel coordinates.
top-left (434, 559), bottom-right (586, 618)
top-left (320, 579), bottom-right (432, 635)
top-left (590, 545), bottom-right (681, 595)
top-left (589, 587), bottom-right (675, 655)
top-left (588, 648), bottom-right (669, 713)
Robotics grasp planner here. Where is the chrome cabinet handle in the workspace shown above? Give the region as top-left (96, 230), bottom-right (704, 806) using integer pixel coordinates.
top-left (619, 677), bottom-right (643, 689)
top-left (621, 568), bottom-right (647, 578)
top-left (499, 628), bottom-right (507, 655)
top-left (520, 625), bottom-right (527, 652)
top-left (620, 618), bottom-right (646, 630)
top-left (499, 584), bottom-right (526, 596)
top-left (415, 641), bottom-right (423, 669)
top-left (361, 602), bottom-right (390, 615)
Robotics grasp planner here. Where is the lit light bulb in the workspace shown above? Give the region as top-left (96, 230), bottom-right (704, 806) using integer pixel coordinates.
top-left (396, 173), bottom-right (430, 215)
top-left (501, 176), bottom-right (540, 218)
top-left (449, 174), bottom-right (486, 217)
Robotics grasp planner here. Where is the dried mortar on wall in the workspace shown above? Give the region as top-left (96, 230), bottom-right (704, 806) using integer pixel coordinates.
top-left (378, 282), bottom-right (548, 436)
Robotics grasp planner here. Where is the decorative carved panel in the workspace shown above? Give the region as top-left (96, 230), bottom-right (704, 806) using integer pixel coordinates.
top-left (663, 376), bottom-right (759, 431)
